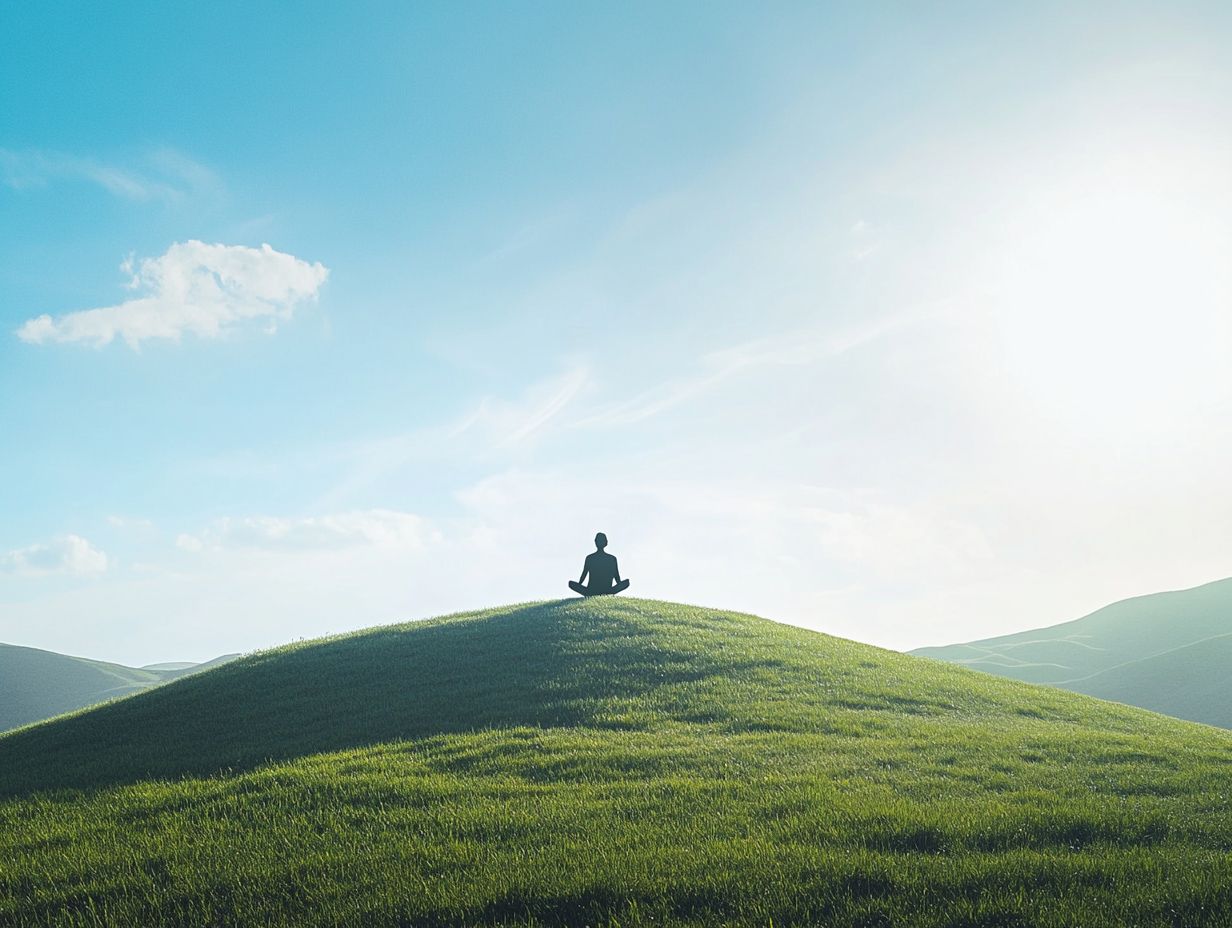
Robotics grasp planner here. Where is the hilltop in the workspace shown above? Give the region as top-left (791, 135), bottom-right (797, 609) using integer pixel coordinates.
top-left (913, 577), bottom-right (1232, 727)
top-left (2, 599), bottom-right (1231, 927)
top-left (0, 643), bottom-right (238, 733)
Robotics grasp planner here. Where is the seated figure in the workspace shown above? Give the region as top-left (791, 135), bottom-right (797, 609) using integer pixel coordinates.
top-left (568, 532), bottom-right (630, 597)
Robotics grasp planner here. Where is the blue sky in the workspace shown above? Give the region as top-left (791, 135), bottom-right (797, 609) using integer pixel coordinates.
top-left (3, 2), bottom-right (1232, 664)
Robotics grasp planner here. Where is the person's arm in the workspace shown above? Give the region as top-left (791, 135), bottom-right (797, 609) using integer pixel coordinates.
top-left (578, 559), bottom-right (590, 584)
top-left (612, 557), bottom-right (621, 583)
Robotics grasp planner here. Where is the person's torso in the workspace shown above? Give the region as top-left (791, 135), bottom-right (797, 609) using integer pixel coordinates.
top-left (586, 551), bottom-right (617, 587)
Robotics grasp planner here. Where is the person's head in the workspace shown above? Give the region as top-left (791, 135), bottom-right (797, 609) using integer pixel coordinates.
top-left (594, 532), bottom-right (608, 550)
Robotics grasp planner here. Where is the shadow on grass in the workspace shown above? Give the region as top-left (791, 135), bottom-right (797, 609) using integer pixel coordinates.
top-left (0, 600), bottom-right (722, 799)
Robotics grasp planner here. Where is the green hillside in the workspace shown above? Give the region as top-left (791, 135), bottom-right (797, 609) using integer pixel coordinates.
top-left (0, 644), bottom-right (163, 733)
top-left (2, 599), bottom-right (1231, 927)
top-left (0, 644), bottom-right (240, 734)
top-left (1066, 633), bottom-right (1232, 729)
top-left (912, 577), bottom-right (1232, 727)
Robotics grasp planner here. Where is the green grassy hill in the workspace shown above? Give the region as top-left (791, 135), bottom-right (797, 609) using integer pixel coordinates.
top-left (2, 599), bottom-right (1231, 927)
top-left (0, 644), bottom-right (239, 734)
top-left (911, 577), bottom-right (1232, 727)
top-left (0, 644), bottom-right (165, 733)
top-left (1065, 633), bottom-right (1232, 729)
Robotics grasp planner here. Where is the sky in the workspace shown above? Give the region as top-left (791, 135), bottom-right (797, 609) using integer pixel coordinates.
top-left (2, 1), bottom-right (1231, 666)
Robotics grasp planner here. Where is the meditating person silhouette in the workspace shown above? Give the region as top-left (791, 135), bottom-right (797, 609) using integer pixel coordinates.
top-left (568, 532), bottom-right (630, 597)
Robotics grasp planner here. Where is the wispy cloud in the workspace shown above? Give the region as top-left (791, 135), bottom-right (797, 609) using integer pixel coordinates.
top-left (178, 509), bottom-right (436, 554)
top-left (0, 147), bottom-right (222, 203)
top-left (455, 467), bottom-right (990, 585)
top-left (107, 515), bottom-right (156, 532)
top-left (17, 241), bottom-right (329, 348)
top-left (849, 219), bottom-right (881, 261)
top-left (1, 535), bottom-right (109, 576)
top-left (573, 312), bottom-right (921, 428)
top-left (311, 365), bottom-right (590, 510)
top-left (466, 364), bottom-right (590, 447)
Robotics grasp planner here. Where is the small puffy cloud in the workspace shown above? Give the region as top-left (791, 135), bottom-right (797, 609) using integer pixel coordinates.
top-left (17, 240), bottom-right (329, 348)
top-left (180, 509), bottom-right (435, 553)
top-left (175, 534), bottom-right (205, 553)
top-left (0, 535), bottom-right (109, 576)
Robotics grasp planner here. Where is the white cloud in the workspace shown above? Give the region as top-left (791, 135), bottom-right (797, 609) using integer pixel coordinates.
top-left (181, 509), bottom-right (435, 553)
top-left (175, 534), bottom-right (204, 553)
top-left (0, 535), bottom-right (109, 576)
top-left (17, 241), bottom-right (329, 348)
top-left (0, 147), bottom-right (221, 203)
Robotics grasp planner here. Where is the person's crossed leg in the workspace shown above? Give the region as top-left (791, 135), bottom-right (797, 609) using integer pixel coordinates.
top-left (569, 578), bottom-right (630, 597)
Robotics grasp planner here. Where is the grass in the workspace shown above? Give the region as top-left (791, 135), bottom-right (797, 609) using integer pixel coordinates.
top-left (2, 598), bottom-right (1231, 926)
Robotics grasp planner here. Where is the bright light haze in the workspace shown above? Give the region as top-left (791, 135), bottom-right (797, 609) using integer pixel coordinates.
top-left (3, 2), bottom-right (1231, 665)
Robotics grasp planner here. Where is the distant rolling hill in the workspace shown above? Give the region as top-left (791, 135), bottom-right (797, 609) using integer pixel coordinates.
top-left (0, 643), bottom-right (238, 733)
top-left (140, 660), bottom-right (199, 672)
top-left (912, 577), bottom-right (1232, 727)
top-left (1, 598), bottom-right (1230, 927)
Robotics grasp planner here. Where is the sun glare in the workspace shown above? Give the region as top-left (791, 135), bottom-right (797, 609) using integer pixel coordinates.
top-left (985, 143), bottom-right (1232, 437)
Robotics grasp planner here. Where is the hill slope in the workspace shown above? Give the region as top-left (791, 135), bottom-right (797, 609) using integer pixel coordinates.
top-left (2, 599), bottom-right (1231, 927)
top-left (911, 577), bottom-right (1232, 727)
top-left (0, 644), bottom-right (239, 733)
top-left (1065, 632), bottom-right (1232, 728)
top-left (0, 644), bottom-right (164, 733)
